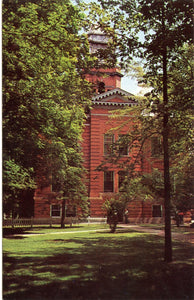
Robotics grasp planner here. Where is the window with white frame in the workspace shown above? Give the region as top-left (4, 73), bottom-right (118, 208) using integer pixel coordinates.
top-left (118, 134), bottom-right (128, 156)
top-left (118, 171), bottom-right (128, 191)
top-left (51, 204), bottom-right (61, 217)
top-left (104, 171), bottom-right (114, 192)
top-left (104, 134), bottom-right (114, 155)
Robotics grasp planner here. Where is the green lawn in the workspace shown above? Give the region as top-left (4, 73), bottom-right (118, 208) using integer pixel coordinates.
top-left (3, 224), bottom-right (194, 300)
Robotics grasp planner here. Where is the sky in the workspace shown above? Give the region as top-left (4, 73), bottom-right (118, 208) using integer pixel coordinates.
top-left (121, 75), bottom-right (142, 96)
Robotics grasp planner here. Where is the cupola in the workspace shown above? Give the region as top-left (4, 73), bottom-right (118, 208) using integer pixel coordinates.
top-left (88, 27), bottom-right (109, 54)
top-left (86, 26), bottom-right (123, 93)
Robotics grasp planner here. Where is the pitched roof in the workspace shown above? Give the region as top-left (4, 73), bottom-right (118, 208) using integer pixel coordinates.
top-left (92, 88), bottom-right (138, 107)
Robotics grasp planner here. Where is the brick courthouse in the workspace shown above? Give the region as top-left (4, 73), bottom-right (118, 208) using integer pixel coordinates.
top-left (34, 29), bottom-right (164, 222)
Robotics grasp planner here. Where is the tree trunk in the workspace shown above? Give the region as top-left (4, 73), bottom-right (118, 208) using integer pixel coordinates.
top-left (61, 198), bottom-right (66, 228)
top-left (163, 109), bottom-right (172, 262)
top-left (162, 21), bottom-right (172, 262)
top-left (141, 200), bottom-right (144, 222)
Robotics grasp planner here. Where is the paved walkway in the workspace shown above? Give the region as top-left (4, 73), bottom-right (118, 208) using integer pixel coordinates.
top-left (17, 228), bottom-right (108, 237)
top-left (119, 224), bottom-right (194, 244)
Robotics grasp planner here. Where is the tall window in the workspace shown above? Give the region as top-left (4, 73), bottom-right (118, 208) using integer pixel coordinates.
top-left (151, 137), bottom-right (162, 157)
top-left (118, 134), bottom-right (128, 156)
top-left (104, 134), bottom-right (114, 155)
top-left (51, 204), bottom-right (61, 217)
top-left (98, 81), bottom-right (105, 94)
top-left (104, 171), bottom-right (114, 192)
top-left (152, 205), bottom-right (162, 217)
top-left (118, 171), bottom-right (128, 191)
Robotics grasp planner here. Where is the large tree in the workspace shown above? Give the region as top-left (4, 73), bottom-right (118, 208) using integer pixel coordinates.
top-left (3, 0), bottom-right (92, 220)
top-left (167, 44), bottom-right (194, 214)
top-left (86, 0), bottom-right (193, 262)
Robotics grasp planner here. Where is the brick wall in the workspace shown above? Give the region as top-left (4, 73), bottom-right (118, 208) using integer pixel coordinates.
top-left (33, 63), bottom-right (163, 219)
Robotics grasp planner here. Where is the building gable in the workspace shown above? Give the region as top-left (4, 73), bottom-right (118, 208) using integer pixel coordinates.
top-left (92, 88), bottom-right (138, 107)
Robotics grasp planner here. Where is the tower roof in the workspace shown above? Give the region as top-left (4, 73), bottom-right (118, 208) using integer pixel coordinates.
top-left (87, 25), bottom-right (107, 36)
top-left (88, 26), bottom-right (106, 36)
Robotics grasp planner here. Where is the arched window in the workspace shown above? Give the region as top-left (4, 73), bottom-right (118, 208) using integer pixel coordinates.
top-left (98, 81), bottom-right (105, 94)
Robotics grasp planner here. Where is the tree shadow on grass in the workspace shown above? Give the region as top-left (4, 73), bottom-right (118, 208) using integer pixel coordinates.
top-left (3, 233), bottom-right (194, 300)
top-left (3, 227), bottom-right (28, 236)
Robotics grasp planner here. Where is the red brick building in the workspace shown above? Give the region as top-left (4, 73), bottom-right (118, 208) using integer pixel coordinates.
top-left (34, 29), bottom-right (164, 222)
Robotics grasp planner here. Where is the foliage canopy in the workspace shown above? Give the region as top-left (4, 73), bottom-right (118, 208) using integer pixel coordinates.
top-left (3, 0), bottom-right (92, 217)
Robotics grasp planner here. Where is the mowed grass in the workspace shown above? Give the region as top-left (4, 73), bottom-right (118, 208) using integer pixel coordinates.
top-left (3, 224), bottom-right (194, 300)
